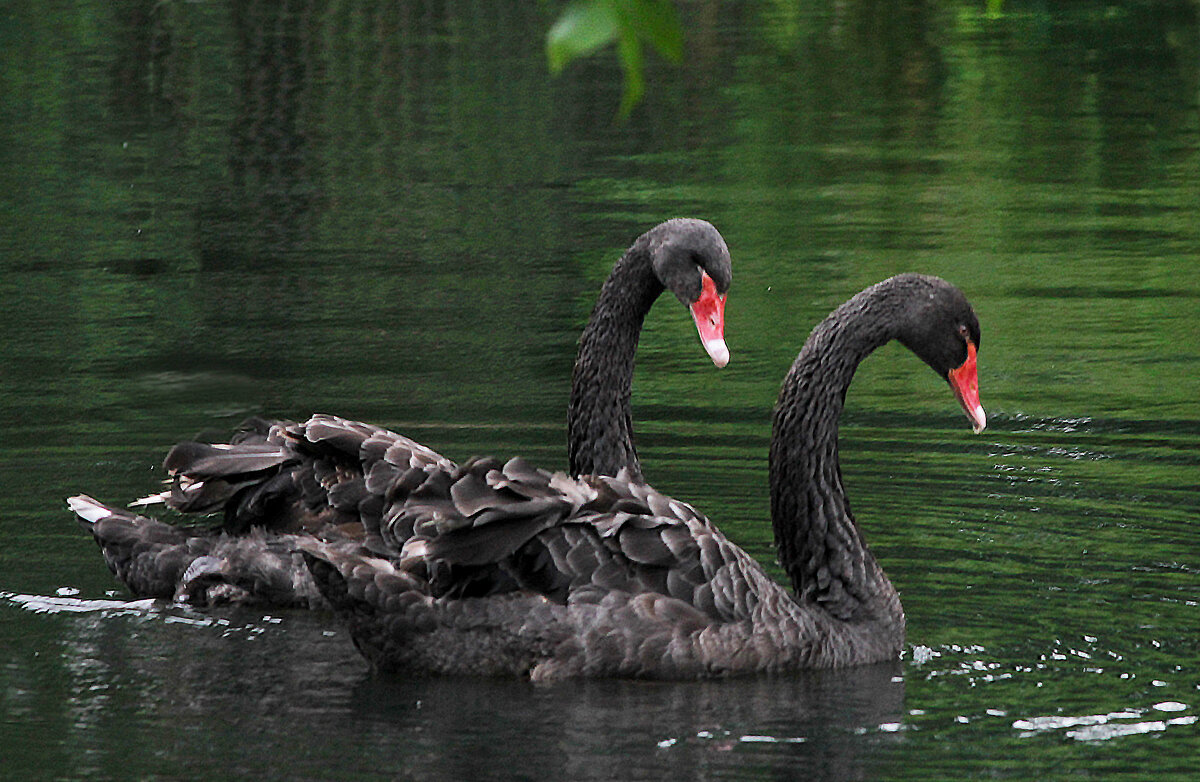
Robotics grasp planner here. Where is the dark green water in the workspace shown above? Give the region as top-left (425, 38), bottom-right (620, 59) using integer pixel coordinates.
top-left (2, 1), bottom-right (1199, 779)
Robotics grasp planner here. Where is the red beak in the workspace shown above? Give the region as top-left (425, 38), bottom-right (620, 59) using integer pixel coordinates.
top-left (689, 271), bottom-right (729, 367)
top-left (948, 341), bottom-right (986, 434)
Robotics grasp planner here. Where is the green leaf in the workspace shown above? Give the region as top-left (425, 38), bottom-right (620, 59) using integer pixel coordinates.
top-left (546, 0), bottom-right (621, 74)
top-left (630, 0), bottom-right (682, 63)
top-left (615, 29), bottom-right (645, 119)
top-left (546, 0), bottom-right (685, 116)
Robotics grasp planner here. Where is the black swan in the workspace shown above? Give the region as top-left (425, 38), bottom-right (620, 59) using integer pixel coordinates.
top-left (68, 218), bottom-right (732, 607)
top-left (299, 273), bottom-right (986, 679)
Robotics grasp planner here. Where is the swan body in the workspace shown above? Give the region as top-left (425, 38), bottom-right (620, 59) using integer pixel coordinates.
top-left (69, 219), bottom-right (732, 607)
top-left (302, 273), bottom-right (986, 678)
top-left (301, 459), bottom-right (899, 679)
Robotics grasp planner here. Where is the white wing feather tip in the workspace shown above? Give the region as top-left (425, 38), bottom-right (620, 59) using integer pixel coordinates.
top-left (130, 492), bottom-right (169, 507)
top-left (67, 496), bottom-right (110, 524)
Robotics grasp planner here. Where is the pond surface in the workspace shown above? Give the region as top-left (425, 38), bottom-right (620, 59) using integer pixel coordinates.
top-left (2, 1), bottom-right (1199, 779)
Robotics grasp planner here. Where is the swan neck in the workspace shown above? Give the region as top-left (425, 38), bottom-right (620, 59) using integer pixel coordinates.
top-left (769, 291), bottom-right (901, 624)
top-left (568, 244), bottom-right (662, 480)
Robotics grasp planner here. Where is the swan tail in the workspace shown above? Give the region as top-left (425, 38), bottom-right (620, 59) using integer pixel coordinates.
top-left (69, 495), bottom-right (327, 607)
top-left (67, 494), bottom-right (204, 600)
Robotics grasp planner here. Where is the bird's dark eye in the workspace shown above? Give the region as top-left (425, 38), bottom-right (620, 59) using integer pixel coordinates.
top-left (958, 324), bottom-right (970, 340)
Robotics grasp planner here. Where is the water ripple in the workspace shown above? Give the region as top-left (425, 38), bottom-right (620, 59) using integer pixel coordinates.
top-left (1013, 704), bottom-right (1196, 742)
top-left (0, 591), bottom-right (160, 615)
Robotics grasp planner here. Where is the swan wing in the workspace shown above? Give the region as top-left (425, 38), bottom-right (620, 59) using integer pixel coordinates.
top-left (367, 461), bottom-right (764, 624)
top-left (154, 413), bottom-right (455, 536)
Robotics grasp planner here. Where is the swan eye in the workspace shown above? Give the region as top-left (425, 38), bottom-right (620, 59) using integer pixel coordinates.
top-left (957, 324), bottom-right (970, 341)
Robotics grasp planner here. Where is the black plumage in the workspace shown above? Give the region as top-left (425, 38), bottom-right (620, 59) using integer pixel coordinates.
top-left (69, 219), bottom-right (732, 608)
top-left (300, 274), bottom-right (986, 679)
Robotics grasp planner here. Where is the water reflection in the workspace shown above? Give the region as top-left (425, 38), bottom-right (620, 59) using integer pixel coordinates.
top-left (348, 666), bottom-right (905, 781)
top-left (3, 595), bottom-right (904, 781)
top-left (3, 0), bottom-right (1200, 779)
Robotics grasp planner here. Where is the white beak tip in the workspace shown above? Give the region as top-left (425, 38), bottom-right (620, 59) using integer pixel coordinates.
top-left (703, 338), bottom-right (730, 368)
top-left (969, 405), bottom-right (987, 434)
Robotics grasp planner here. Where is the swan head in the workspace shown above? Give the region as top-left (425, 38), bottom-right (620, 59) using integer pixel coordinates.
top-left (890, 274), bottom-right (986, 434)
top-left (646, 218), bottom-right (733, 367)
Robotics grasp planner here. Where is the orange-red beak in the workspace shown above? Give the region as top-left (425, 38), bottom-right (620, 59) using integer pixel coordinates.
top-left (689, 271), bottom-right (729, 367)
top-left (948, 341), bottom-right (986, 434)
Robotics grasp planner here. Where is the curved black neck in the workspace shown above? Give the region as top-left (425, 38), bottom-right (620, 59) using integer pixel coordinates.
top-left (567, 242), bottom-right (663, 481)
top-left (768, 284), bottom-right (902, 622)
